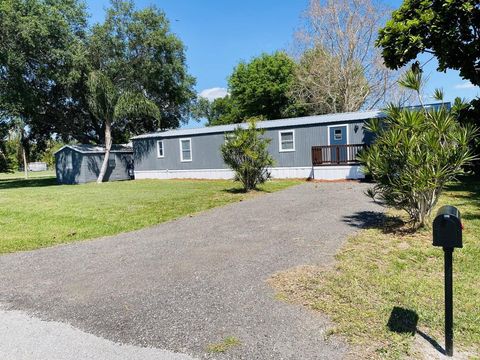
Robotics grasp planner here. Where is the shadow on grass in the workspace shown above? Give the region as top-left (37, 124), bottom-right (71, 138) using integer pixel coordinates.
top-left (222, 186), bottom-right (272, 194)
top-left (0, 177), bottom-right (58, 190)
top-left (445, 177), bottom-right (480, 221)
top-left (387, 307), bottom-right (419, 336)
top-left (416, 329), bottom-right (446, 355)
top-left (222, 187), bottom-right (247, 194)
top-left (387, 305), bottom-right (446, 355)
top-left (342, 211), bottom-right (409, 234)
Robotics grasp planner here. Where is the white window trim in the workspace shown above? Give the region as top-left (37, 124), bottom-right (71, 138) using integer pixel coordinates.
top-left (179, 138), bottom-right (192, 162)
top-left (278, 130), bottom-right (295, 152)
top-left (326, 124), bottom-right (349, 146)
top-left (156, 140), bottom-right (165, 158)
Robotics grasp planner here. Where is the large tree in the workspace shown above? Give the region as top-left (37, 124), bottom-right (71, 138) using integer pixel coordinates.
top-left (228, 51), bottom-right (298, 120)
top-left (193, 52), bottom-right (298, 125)
top-left (191, 96), bottom-right (241, 126)
top-left (377, 0), bottom-right (480, 86)
top-left (0, 0), bottom-right (88, 156)
top-left (87, 0), bottom-right (195, 132)
top-left (294, 0), bottom-right (401, 112)
top-left (290, 46), bottom-right (369, 115)
top-left (85, 0), bottom-right (196, 182)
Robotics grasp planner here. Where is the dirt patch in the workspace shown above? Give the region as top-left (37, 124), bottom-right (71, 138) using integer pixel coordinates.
top-left (413, 330), bottom-right (476, 360)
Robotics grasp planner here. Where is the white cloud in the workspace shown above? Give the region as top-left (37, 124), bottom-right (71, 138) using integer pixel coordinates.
top-left (198, 87), bottom-right (228, 101)
top-left (454, 81), bottom-right (476, 90)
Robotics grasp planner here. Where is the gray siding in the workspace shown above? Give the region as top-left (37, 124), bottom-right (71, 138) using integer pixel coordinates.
top-left (55, 148), bottom-right (84, 184)
top-left (55, 148), bottom-right (133, 184)
top-left (134, 119), bottom-right (373, 172)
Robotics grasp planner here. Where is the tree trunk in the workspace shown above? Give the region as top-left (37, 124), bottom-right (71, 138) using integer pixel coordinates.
top-left (22, 145), bottom-right (28, 179)
top-left (97, 120), bottom-right (112, 183)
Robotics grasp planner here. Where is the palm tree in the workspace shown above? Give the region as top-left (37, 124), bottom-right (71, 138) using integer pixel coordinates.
top-left (86, 71), bottom-right (160, 183)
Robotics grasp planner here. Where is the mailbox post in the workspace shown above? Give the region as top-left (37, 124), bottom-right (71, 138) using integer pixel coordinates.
top-left (432, 205), bottom-right (462, 357)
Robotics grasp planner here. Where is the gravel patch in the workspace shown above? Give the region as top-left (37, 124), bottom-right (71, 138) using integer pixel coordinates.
top-left (0, 182), bottom-right (380, 359)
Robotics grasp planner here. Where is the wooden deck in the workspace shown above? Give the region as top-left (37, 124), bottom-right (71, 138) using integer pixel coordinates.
top-left (311, 144), bottom-right (365, 166)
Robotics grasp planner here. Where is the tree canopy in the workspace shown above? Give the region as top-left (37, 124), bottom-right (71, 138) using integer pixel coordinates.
top-left (83, 0), bottom-right (196, 182)
top-left (228, 52), bottom-right (297, 120)
top-left (193, 52), bottom-right (298, 126)
top-left (377, 0), bottom-right (480, 86)
top-left (0, 0), bottom-right (196, 173)
top-left (87, 0), bottom-right (195, 134)
top-left (295, 0), bottom-right (401, 111)
top-left (0, 0), bottom-right (87, 144)
top-left (290, 46), bottom-right (369, 115)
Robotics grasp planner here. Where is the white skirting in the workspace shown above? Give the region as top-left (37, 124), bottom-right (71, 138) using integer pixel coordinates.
top-left (134, 165), bottom-right (364, 180)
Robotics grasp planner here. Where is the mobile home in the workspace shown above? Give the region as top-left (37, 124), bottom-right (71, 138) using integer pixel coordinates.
top-left (131, 110), bottom-right (381, 180)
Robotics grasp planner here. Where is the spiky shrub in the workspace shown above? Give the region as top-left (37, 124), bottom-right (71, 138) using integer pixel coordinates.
top-left (358, 69), bottom-right (476, 229)
top-left (221, 120), bottom-right (274, 192)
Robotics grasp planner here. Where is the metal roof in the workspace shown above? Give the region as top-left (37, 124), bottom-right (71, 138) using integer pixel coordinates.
top-left (54, 144), bottom-right (133, 155)
top-left (130, 109), bottom-right (385, 140)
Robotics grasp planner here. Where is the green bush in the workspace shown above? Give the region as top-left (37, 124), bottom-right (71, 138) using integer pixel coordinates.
top-left (221, 120), bottom-right (274, 192)
top-left (359, 69), bottom-right (476, 229)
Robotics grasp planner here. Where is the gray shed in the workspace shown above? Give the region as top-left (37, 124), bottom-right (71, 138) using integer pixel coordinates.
top-left (54, 144), bottom-right (134, 184)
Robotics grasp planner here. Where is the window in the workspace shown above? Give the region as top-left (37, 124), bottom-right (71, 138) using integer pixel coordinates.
top-left (279, 130), bottom-right (295, 152)
top-left (157, 140), bottom-right (165, 158)
top-left (334, 129), bottom-right (343, 141)
top-left (179, 138), bottom-right (192, 162)
top-left (66, 153), bottom-right (73, 170)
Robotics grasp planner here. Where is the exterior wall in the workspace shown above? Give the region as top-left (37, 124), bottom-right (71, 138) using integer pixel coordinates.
top-left (81, 152), bottom-right (133, 183)
top-left (133, 119), bottom-right (371, 180)
top-left (134, 120), bottom-right (370, 171)
top-left (55, 148), bottom-right (133, 184)
top-left (55, 148), bottom-right (84, 184)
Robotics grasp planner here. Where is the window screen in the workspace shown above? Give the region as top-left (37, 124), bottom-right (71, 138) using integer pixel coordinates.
top-left (180, 139), bottom-right (192, 161)
top-left (157, 140), bottom-right (164, 157)
top-left (280, 131), bottom-right (295, 151)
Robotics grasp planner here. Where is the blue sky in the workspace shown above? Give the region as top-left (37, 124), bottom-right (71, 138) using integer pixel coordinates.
top-left (85, 0), bottom-right (479, 127)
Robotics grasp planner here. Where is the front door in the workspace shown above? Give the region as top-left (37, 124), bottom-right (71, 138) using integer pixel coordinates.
top-left (329, 125), bottom-right (347, 163)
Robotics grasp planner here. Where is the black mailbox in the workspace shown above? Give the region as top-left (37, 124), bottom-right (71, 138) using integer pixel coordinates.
top-left (433, 205), bottom-right (462, 248)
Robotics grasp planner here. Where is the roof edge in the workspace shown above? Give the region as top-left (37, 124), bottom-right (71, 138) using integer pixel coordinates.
top-left (131, 109), bottom-right (384, 140)
top-left (54, 144), bottom-right (133, 155)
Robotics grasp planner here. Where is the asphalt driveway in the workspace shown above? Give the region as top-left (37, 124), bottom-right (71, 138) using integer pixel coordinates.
top-left (0, 182), bottom-right (379, 359)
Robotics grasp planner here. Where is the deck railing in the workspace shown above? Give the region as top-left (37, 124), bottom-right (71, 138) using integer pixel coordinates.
top-left (311, 144), bottom-right (366, 166)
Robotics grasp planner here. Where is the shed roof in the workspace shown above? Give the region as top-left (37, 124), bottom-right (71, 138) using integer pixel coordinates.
top-left (54, 144), bottom-right (133, 155)
top-left (130, 109), bottom-right (384, 140)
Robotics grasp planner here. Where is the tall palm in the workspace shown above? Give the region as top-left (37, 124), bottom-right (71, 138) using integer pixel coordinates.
top-left (86, 71), bottom-right (160, 183)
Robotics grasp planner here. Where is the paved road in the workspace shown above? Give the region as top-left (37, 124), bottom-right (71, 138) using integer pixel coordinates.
top-left (0, 182), bottom-right (379, 360)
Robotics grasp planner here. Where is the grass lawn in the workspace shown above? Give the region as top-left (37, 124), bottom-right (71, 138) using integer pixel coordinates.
top-left (0, 173), bottom-right (300, 254)
top-left (0, 170), bottom-right (56, 180)
top-left (269, 179), bottom-right (480, 359)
